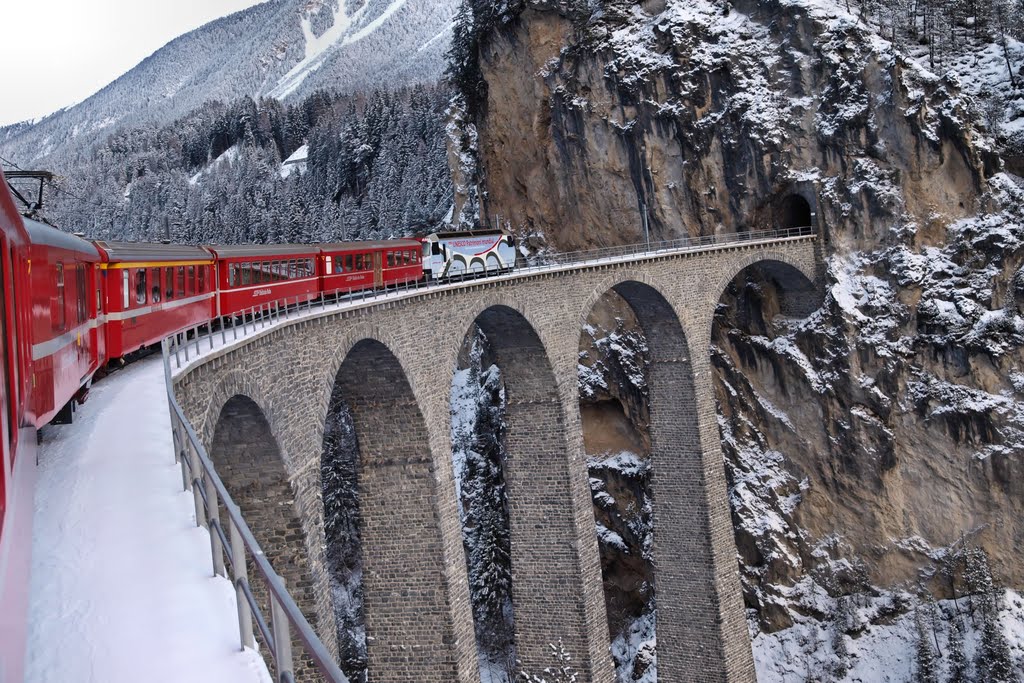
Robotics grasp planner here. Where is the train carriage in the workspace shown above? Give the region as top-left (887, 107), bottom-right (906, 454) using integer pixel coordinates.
top-left (206, 244), bottom-right (319, 318)
top-left (319, 239), bottom-right (423, 295)
top-left (25, 220), bottom-right (103, 425)
top-left (94, 242), bottom-right (216, 359)
top-left (0, 170), bottom-right (38, 683)
top-left (421, 230), bottom-right (516, 280)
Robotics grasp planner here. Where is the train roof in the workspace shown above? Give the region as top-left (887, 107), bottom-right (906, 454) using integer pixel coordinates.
top-left (204, 244), bottom-right (319, 258)
top-left (93, 241), bottom-right (212, 263)
top-left (318, 239), bottom-right (422, 252)
top-left (24, 219), bottom-right (101, 257)
top-left (422, 229), bottom-right (510, 241)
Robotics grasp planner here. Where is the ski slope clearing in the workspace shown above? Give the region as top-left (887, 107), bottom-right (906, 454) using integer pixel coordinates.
top-left (25, 356), bottom-right (270, 683)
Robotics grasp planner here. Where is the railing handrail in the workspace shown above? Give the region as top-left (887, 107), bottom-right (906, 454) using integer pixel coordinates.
top-left (160, 341), bottom-right (348, 683)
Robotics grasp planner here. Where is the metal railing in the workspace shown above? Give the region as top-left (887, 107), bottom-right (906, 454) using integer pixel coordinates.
top-left (160, 340), bottom-right (349, 683)
top-left (166, 225), bottom-right (816, 369)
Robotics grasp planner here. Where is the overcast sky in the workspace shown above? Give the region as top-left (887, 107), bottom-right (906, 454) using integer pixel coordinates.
top-left (0, 1), bottom-right (268, 126)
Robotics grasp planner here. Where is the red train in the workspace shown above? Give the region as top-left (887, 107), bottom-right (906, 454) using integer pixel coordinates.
top-left (0, 169), bottom-right (515, 680)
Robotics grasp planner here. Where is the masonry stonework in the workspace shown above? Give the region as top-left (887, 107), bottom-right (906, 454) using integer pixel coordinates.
top-left (173, 237), bottom-right (822, 683)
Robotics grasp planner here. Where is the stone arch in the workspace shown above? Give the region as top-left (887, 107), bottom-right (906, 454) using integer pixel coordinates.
top-left (713, 252), bottom-right (820, 321)
top-left (453, 301), bottom-right (613, 682)
top-left (325, 335), bottom-right (473, 683)
top-left (209, 388), bottom-right (330, 681)
top-left (578, 273), bottom-right (746, 682)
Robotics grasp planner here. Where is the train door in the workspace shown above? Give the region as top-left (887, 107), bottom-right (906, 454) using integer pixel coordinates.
top-left (0, 238), bottom-right (12, 521)
top-left (373, 252), bottom-right (383, 289)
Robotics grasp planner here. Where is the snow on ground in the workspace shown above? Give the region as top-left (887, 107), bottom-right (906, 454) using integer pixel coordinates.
top-left (270, 0), bottom-right (409, 99)
top-left (25, 356), bottom-right (270, 683)
top-left (752, 589), bottom-right (1024, 681)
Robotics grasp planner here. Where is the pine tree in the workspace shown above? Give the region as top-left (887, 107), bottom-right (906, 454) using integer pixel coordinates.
top-left (979, 598), bottom-right (1014, 682)
top-left (948, 617), bottom-right (969, 683)
top-left (914, 608), bottom-right (939, 683)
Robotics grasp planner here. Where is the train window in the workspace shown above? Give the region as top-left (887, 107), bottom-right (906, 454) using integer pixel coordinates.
top-left (176, 266), bottom-right (185, 298)
top-left (386, 252), bottom-right (395, 268)
top-left (343, 255), bottom-right (352, 272)
top-left (241, 263), bottom-right (251, 286)
top-left (432, 242), bottom-right (441, 256)
top-left (198, 265), bottom-right (206, 292)
top-left (135, 268), bottom-right (147, 305)
top-left (150, 267), bottom-right (161, 304)
top-left (411, 251), bottom-right (418, 264)
top-left (77, 265), bottom-right (88, 322)
top-left (166, 269), bottom-right (174, 300)
top-left (122, 271), bottom-right (130, 309)
top-left (56, 264), bottom-right (67, 330)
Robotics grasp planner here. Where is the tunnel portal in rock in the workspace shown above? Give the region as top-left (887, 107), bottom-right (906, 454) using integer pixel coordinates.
top-left (777, 193), bottom-right (813, 230)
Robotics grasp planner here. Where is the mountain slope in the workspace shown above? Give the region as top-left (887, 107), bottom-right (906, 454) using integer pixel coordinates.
top-left (0, 0), bottom-right (457, 166)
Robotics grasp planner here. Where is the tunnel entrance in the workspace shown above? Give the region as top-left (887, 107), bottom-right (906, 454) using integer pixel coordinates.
top-left (778, 194), bottom-right (813, 230)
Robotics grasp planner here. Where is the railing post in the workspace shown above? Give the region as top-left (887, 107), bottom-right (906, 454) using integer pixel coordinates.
top-left (230, 518), bottom-right (255, 651)
top-left (209, 324), bottom-right (215, 351)
top-left (187, 442), bottom-right (206, 531)
top-left (183, 332), bottom-right (190, 362)
top-left (271, 579), bottom-right (294, 681)
top-left (221, 317), bottom-right (227, 345)
top-left (205, 475), bottom-right (226, 577)
top-left (194, 326), bottom-right (201, 355)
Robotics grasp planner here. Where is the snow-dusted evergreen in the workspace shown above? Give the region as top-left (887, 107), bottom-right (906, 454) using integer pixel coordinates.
top-left (450, 328), bottom-right (517, 682)
top-left (322, 394), bottom-right (367, 682)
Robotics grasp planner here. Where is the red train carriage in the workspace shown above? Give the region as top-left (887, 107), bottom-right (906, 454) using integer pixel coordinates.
top-left (25, 219), bottom-right (103, 425)
top-left (0, 170), bottom-right (38, 683)
top-left (318, 239), bottom-right (423, 295)
top-left (94, 242), bottom-right (216, 359)
top-left (206, 244), bottom-right (319, 317)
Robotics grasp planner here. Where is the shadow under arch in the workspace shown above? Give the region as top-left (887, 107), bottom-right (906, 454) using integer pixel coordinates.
top-left (327, 337), bottom-right (464, 683)
top-left (581, 278), bottom-right (738, 681)
top-left (714, 257), bottom-right (819, 326)
top-left (461, 304), bottom-right (607, 681)
top-left (210, 394), bottom-right (323, 680)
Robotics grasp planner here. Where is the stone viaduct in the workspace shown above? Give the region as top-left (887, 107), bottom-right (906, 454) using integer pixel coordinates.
top-left (172, 233), bottom-right (823, 683)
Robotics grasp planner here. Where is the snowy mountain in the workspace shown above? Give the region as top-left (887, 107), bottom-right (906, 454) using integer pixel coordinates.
top-left (0, 0), bottom-right (457, 165)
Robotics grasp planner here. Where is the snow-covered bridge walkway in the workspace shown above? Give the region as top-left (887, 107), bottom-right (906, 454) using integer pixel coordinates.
top-left (25, 355), bottom-right (270, 683)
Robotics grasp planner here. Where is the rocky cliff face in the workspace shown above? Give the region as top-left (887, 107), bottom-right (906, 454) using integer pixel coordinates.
top-left (457, 0), bottom-right (1024, 678)
top-left (464, 0), bottom-right (998, 251)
